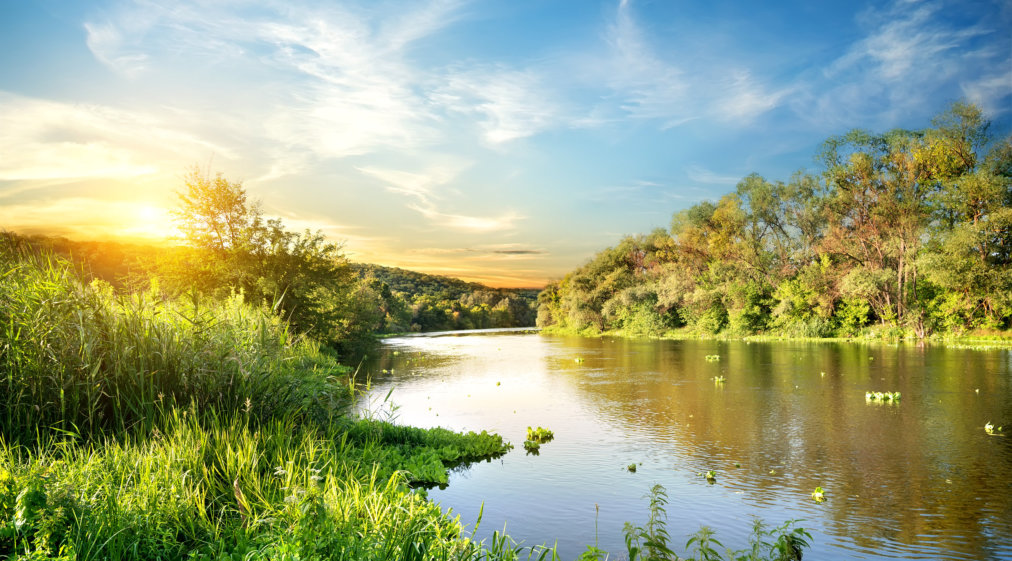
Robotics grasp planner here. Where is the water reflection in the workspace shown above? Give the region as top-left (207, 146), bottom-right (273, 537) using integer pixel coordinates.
top-left (361, 333), bottom-right (1012, 561)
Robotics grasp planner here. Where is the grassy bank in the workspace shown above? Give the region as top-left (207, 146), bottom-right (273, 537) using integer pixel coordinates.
top-left (541, 324), bottom-right (1012, 349)
top-left (0, 235), bottom-right (527, 560)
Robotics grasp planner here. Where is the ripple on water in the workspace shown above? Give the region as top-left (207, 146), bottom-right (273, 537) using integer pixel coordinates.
top-left (364, 333), bottom-right (1012, 561)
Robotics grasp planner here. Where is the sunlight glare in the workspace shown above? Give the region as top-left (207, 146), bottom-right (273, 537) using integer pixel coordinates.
top-left (122, 204), bottom-right (176, 241)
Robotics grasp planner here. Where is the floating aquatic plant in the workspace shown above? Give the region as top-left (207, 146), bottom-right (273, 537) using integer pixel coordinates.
top-left (811, 487), bottom-right (825, 502)
top-left (526, 426), bottom-right (554, 443)
top-left (574, 357), bottom-right (585, 363)
top-left (523, 440), bottom-right (541, 454)
top-left (705, 355), bottom-right (721, 362)
top-left (865, 391), bottom-right (901, 403)
top-left (703, 470), bottom-right (716, 482)
top-left (627, 463), bottom-right (637, 472)
top-left (713, 376), bottom-right (726, 383)
top-left (985, 422), bottom-right (1004, 435)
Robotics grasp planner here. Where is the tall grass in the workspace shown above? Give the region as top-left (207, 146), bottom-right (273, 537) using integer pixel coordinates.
top-left (0, 412), bottom-right (547, 560)
top-left (1, 233), bottom-right (350, 441)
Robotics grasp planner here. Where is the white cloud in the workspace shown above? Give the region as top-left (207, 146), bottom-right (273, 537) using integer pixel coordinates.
top-left (356, 164), bottom-right (463, 200)
top-left (0, 92), bottom-right (230, 181)
top-left (601, 0), bottom-right (786, 127)
top-left (358, 163), bottom-right (521, 232)
top-left (408, 204), bottom-right (522, 232)
top-left (84, 20), bottom-right (149, 77)
top-left (813, 0), bottom-right (1009, 123)
top-left (686, 165), bottom-right (741, 186)
top-left (962, 69), bottom-right (1012, 116)
top-left (79, 0), bottom-right (470, 170)
top-left (436, 66), bottom-right (562, 145)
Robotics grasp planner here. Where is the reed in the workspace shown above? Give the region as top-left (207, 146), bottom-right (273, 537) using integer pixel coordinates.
top-left (1, 233), bottom-right (350, 442)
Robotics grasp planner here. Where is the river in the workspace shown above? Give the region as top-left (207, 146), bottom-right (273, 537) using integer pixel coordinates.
top-left (360, 330), bottom-right (1012, 560)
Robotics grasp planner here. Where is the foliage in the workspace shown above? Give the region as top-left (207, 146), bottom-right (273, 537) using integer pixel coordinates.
top-left (353, 264), bottom-right (539, 333)
top-left (538, 101), bottom-right (1012, 340)
top-left (619, 486), bottom-right (811, 561)
top-left (525, 427), bottom-right (554, 444)
top-left (0, 234), bottom-right (350, 441)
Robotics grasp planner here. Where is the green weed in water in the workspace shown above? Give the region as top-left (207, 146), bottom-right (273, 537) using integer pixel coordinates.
top-left (811, 487), bottom-right (826, 502)
top-left (865, 391), bottom-right (901, 403)
top-left (526, 426), bottom-right (554, 444)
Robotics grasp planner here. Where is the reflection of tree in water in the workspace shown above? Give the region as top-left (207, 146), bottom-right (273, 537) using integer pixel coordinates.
top-left (547, 336), bottom-right (1012, 559)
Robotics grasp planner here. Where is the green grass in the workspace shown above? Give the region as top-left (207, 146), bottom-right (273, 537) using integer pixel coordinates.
top-left (1, 233), bottom-right (352, 441)
top-left (0, 412), bottom-right (538, 560)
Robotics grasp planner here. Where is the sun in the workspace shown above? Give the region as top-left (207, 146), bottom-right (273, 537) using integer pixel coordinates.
top-left (122, 204), bottom-right (176, 242)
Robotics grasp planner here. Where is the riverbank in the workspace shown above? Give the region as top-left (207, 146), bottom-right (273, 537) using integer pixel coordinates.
top-left (0, 238), bottom-right (538, 560)
top-left (540, 324), bottom-right (1012, 349)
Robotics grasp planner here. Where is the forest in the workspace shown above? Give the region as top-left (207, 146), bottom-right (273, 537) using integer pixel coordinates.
top-left (537, 102), bottom-right (1012, 340)
top-left (351, 263), bottom-right (538, 333)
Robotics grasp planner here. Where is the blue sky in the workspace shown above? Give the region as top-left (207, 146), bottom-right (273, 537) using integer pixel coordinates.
top-left (1, 0), bottom-right (1009, 286)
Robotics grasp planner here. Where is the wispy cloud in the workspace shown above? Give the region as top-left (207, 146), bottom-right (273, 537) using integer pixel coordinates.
top-left (358, 163), bottom-right (522, 233)
top-left (435, 66), bottom-right (562, 145)
top-left (0, 92), bottom-right (229, 181)
top-left (686, 165), bottom-right (742, 186)
top-left (408, 204), bottom-right (522, 233)
top-left (80, 0), bottom-right (473, 172)
top-left (409, 244), bottom-right (546, 257)
top-left (812, 0), bottom-right (1009, 123)
top-left (356, 165), bottom-right (462, 200)
top-left (601, 0), bottom-right (788, 128)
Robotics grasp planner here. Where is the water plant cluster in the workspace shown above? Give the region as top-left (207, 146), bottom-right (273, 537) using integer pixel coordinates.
top-left (705, 355), bottom-right (721, 362)
top-left (523, 426), bottom-right (554, 456)
top-left (526, 426), bottom-right (555, 443)
top-left (811, 487), bottom-right (826, 503)
top-left (865, 391), bottom-right (901, 403)
top-left (985, 422), bottom-right (1004, 435)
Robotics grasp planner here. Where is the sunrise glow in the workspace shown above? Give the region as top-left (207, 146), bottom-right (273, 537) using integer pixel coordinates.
top-left (1, 1), bottom-right (1008, 287)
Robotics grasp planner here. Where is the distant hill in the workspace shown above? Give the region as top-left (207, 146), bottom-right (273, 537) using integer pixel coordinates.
top-left (350, 262), bottom-right (538, 302)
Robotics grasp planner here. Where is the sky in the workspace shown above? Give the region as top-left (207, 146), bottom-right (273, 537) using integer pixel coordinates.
top-left (1, 0), bottom-right (1010, 287)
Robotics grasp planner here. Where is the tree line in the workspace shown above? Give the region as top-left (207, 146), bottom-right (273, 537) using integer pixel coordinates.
top-left (537, 102), bottom-right (1012, 339)
top-left (352, 263), bottom-right (538, 333)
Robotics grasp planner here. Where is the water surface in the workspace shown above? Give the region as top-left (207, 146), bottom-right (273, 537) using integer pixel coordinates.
top-left (361, 331), bottom-right (1012, 560)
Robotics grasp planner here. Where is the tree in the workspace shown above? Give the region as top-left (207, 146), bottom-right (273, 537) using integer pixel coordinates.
top-left (173, 168), bottom-right (260, 252)
top-left (167, 167), bottom-right (368, 355)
